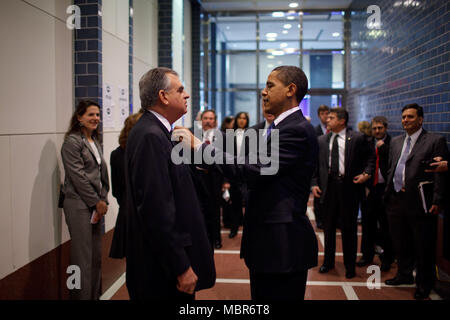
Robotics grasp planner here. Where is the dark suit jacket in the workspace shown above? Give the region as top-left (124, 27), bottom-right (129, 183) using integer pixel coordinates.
top-left (204, 109), bottom-right (319, 273)
top-left (311, 129), bottom-right (376, 205)
top-left (367, 134), bottom-right (391, 187)
top-left (124, 111), bottom-right (215, 299)
top-left (385, 129), bottom-right (448, 215)
top-left (315, 124), bottom-right (326, 137)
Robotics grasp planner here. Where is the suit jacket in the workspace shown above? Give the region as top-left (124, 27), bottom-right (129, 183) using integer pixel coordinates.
top-left (315, 124), bottom-right (326, 137)
top-left (385, 129), bottom-right (448, 215)
top-left (110, 146), bottom-right (126, 207)
top-left (204, 109), bottom-right (319, 273)
top-left (61, 132), bottom-right (109, 209)
top-left (367, 134), bottom-right (391, 187)
top-left (124, 111), bottom-right (215, 299)
top-left (311, 129), bottom-right (376, 205)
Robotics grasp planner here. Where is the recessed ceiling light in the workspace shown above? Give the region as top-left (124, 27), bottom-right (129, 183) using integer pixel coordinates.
top-left (282, 30), bottom-right (289, 34)
top-left (267, 38), bottom-right (276, 41)
top-left (297, 24), bottom-right (301, 29)
top-left (299, 11), bottom-right (303, 15)
top-left (267, 55), bottom-right (275, 59)
top-left (289, 3), bottom-right (299, 8)
top-left (287, 16), bottom-right (295, 20)
top-left (285, 48), bottom-right (296, 53)
top-left (272, 12), bottom-right (285, 18)
top-left (280, 43), bottom-right (288, 48)
top-left (266, 32), bottom-right (278, 38)
top-left (332, 32), bottom-right (340, 37)
top-left (226, 26), bottom-right (230, 30)
top-left (283, 24), bottom-right (292, 29)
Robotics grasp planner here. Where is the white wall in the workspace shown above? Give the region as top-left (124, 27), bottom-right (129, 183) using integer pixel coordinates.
top-left (133, 0), bottom-right (158, 110)
top-left (101, 0), bottom-right (131, 232)
top-left (0, 0), bottom-right (72, 279)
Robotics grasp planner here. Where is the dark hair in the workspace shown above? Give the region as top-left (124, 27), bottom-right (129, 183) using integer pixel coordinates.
top-left (220, 116), bottom-right (234, 132)
top-left (402, 103), bottom-right (423, 117)
top-left (65, 100), bottom-right (101, 139)
top-left (118, 113), bottom-right (143, 148)
top-left (201, 109), bottom-right (217, 121)
top-left (317, 105), bottom-right (330, 115)
top-left (329, 107), bottom-right (349, 126)
top-left (139, 67), bottom-right (178, 108)
top-left (272, 66), bottom-right (308, 103)
top-left (233, 112), bottom-right (250, 129)
top-left (371, 116), bottom-right (388, 128)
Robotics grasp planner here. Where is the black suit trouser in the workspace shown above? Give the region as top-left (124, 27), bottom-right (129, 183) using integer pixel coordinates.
top-left (361, 183), bottom-right (394, 262)
top-left (323, 176), bottom-right (359, 271)
top-left (313, 196), bottom-right (323, 227)
top-left (249, 270), bottom-right (308, 301)
top-left (386, 191), bottom-right (438, 293)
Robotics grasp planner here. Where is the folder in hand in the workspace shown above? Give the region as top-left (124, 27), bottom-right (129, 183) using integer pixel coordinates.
top-left (418, 181), bottom-right (434, 214)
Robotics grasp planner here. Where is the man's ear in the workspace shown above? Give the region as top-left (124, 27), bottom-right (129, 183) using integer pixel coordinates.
top-left (286, 83), bottom-right (297, 98)
top-left (159, 89), bottom-right (169, 105)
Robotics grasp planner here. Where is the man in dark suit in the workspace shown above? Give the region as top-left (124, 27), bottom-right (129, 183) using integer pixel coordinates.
top-left (311, 108), bottom-right (376, 279)
top-left (357, 116), bottom-right (394, 271)
top-left (384, 103), bottom-right (448, 300)
top-left (193, 109), bottom-right (224, 249)
top-left (124, 67), bottom-right (215, 300)
top-left (174, 65), bottom-right (319, 300)
top-left (313, 105), bottom-right (330, 229)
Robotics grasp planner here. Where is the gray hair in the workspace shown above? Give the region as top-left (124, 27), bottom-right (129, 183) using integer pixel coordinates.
top-left (139, 67), bottom-right (178, 108)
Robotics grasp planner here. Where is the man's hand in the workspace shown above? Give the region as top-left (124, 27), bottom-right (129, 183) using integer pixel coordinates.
top-left (96, 200), bottom-right (108, 216)
top-left (429, 205), bottom-right (440, 215)
top-left (177, 267), bottom-right (198, 294)
top-left (311, 186), bottom-right (322, 198)
top-left (353, 173), bottom-right (370, 184)
top-left (376, 140), bottom-right (385, 148)
top-left (425, 157), bottom-right (448, 173)
top-left (222, 182), bottom-right (230, 192)
top-left (172, 127), bottom-right (203, 149)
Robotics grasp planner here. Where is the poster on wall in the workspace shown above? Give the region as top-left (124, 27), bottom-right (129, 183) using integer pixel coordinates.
top-left (102, 83), bottom-right (115, 128)
top-left (118, 86), bottom-right (129, 127)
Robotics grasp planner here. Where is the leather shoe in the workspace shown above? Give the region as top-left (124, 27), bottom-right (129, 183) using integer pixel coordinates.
top-left (345, 270), bottom-right (356, 279)
top-left (414, 288), bottom-right (429, 300)
top-left (229, 231), bottom-right (237, 239)
top-left (318, 265), bottom-right (334, 273)
top-left (356, 257), bottom-right (373, 267)
top-left (385, 276), bottom-right (414, 286)
top-left (214, 241), bottom-right (222, 249)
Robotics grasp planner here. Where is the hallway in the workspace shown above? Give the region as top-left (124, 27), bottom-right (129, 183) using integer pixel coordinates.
top-left (104, 198), bottom-right (442, 300)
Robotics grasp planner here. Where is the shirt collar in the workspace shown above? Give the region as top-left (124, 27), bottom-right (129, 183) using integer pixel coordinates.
top-left (407, 127), bottom-right (422, 143)
top-left (149, 110), bottom-right (171, 132)
top-left (333, 127), bottom-right (346, 138)
top-left (273, 106), bottom-right (300, 127)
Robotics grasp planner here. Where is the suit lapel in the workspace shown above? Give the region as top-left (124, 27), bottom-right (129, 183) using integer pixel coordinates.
top-left (344, 129), bottom-right (353, 170)
top-left (325, 132), bottom-right (332, 168)
top-left (406, 130), bottom-right (426, 163)
top-left (392, 134), bottom-right (406, 166)
top-left (81, 134), bottom-right (101, 162)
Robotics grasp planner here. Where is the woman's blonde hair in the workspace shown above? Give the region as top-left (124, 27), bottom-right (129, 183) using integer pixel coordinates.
top-left (118, 112), bottom-right (143, 148)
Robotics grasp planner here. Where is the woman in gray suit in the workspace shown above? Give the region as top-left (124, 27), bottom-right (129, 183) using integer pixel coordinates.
top-left (61, 100), bottom-right (109, 300)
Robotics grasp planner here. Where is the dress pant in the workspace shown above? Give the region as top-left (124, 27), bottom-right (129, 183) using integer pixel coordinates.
top-left (63, 199), bottom-right (102, 300)
top-left (361, 183), bottom-right (394, 262)
top-left (313, 196), bottom-right (323, 227)
top-left (229, 182), bottom-right (244, 233)
top-left (387, 191), bottom-right (438, 293)
top-left (323, 176), bottom-right (359, 272)
top-left (249, 270), bottom-right (308, 301)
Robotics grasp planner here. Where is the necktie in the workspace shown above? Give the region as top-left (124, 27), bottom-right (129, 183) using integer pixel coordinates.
top-left (373, 147), bottom-right (379, 186)
top-left (330, 134), bottom-right (339, 176)
top-left (394, 136), bottom-right (411, 192)
top-left (265, 122), bottom-right (275, 140)
top-left (326, 128), bottom-right (330, 134)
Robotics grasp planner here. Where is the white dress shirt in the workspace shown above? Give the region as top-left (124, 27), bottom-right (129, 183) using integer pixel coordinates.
top-left (328, 128), bottom-right (346, 176)
top-left (150, 110), bottom-right (171, 132)
top-left (235, 128), bottom-right (245, 157)
top-left (320, 123), bottom-right (327, 135)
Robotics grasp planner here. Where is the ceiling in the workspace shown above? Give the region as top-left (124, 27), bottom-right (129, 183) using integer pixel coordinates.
top-left (200, 0), bottom-right (353, 12)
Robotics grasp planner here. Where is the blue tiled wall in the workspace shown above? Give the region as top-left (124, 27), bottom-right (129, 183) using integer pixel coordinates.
top-left (347, 0), bottom-right (450, 148)
top-left (129, 0), bottom-right (134, 113)
top-left (158, 0), bottom-right (173, 68)
top-left (74, 0), bottom-right (102, 107)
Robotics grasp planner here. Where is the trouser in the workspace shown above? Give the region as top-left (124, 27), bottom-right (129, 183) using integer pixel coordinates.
top-left (64, 199), bottom-right (102, 300)
top-left (249, 270), bottom-right (308, 301)
top-left (361, 183), bottom-right (394, 262)
top-left (313, 196), bottom-right (323, 227)
top-left (323, 176), bottom-right (359, 272)
top-left (387, 191), bottom-right (438, 293)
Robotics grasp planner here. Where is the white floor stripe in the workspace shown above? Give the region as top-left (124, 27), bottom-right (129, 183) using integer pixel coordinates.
top-left (429, 290), bottom-right (443, 300)
top-left (342, 285), bottom-right (359, 300)
top-left (215, 250), bottom-right (241, 254)
top-left (316, 231), bottom-right (363, 236)
top-left (221, 230), bottom-right (243, 234)
top-left (100, 272), bottom-right (126, 300)
top-left (216, 278), bottom-right (250, 284)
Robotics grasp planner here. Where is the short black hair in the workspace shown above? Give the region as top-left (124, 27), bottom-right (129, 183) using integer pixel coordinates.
top-left (371, 116), bottom-right (388, 128)
top-left (329, 107), bottom-right (348, 126)
top-left (272, 66), bottom-right (308, 103)
top-left (201, 109), bottom-right (217, 121)
top-left (317, 105), bottom-right (330, 115)
top-left (402, 103), bottom-right (423, 117)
